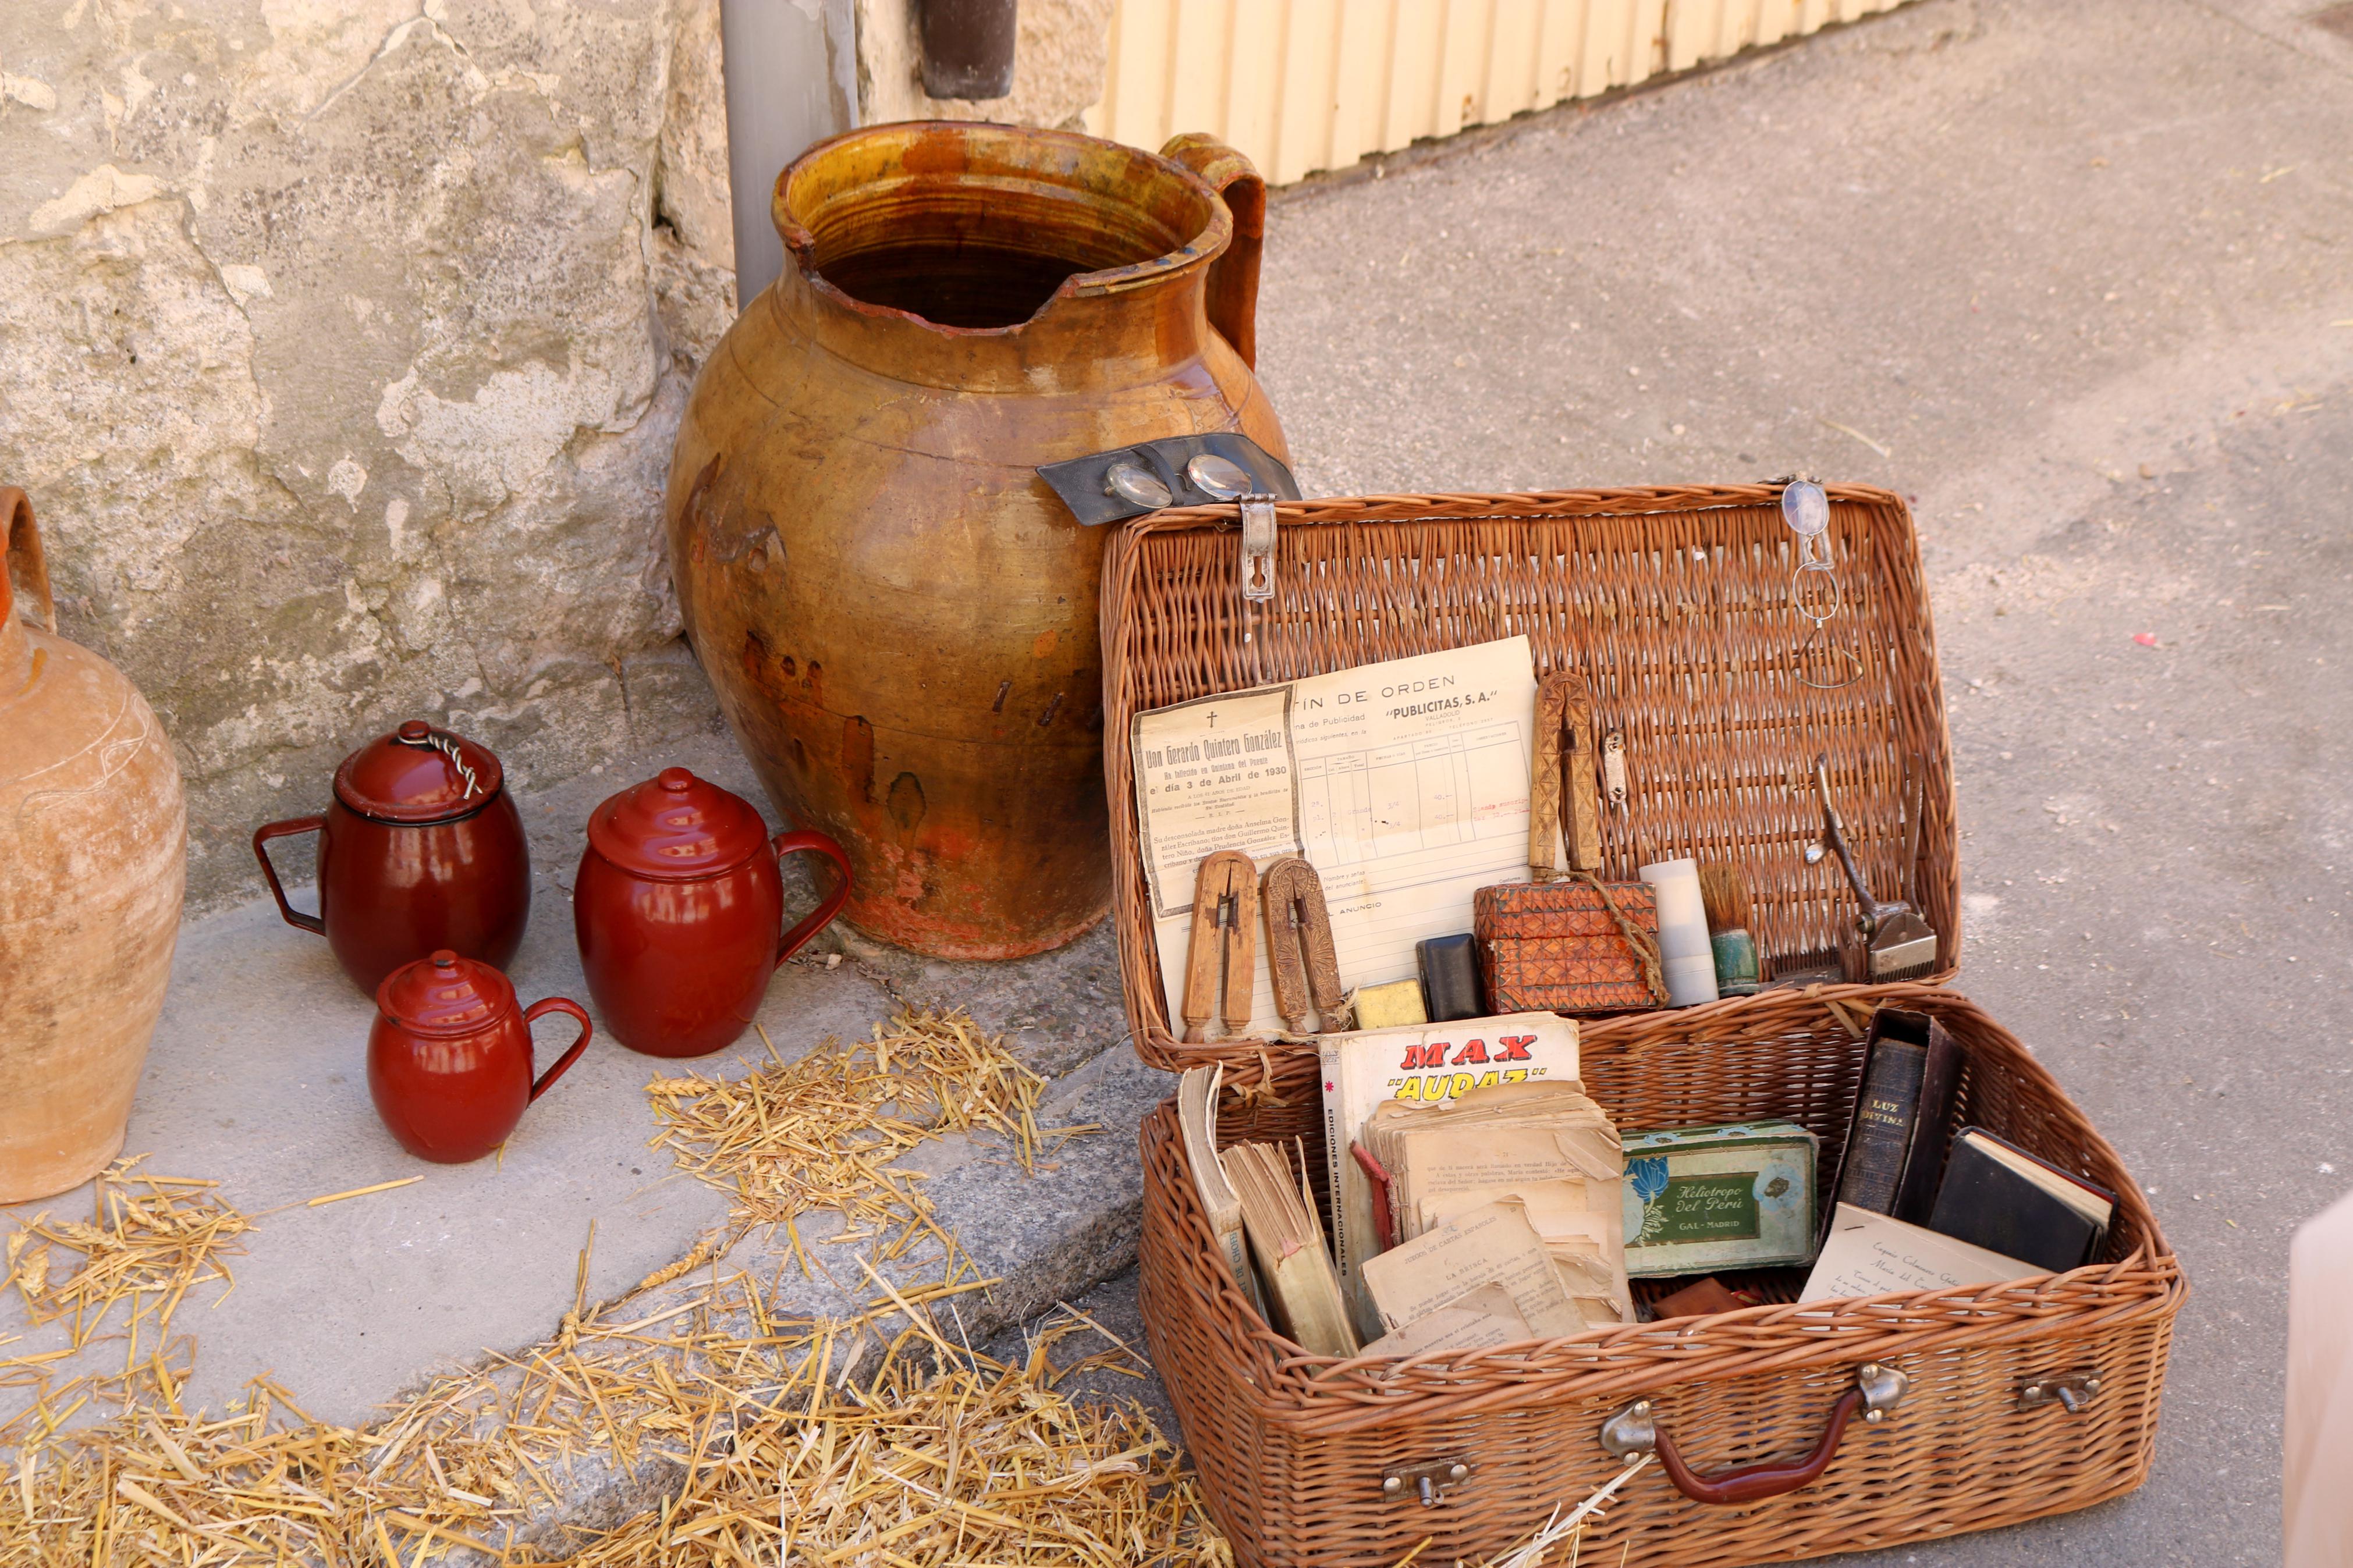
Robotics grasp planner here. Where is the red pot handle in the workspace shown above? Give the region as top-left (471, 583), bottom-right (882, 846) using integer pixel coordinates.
top-left (1599, 1363), bottom-right (1910, 1506)
top-left (521, 998), bottom-right (593, 1103)
top-left (253, 816), bottom-right (328, 935)
top-left (772, 829), bottom-right (853, 968)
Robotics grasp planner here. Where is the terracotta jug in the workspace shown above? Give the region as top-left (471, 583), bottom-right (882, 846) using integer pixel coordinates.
top-left (0, 488), bottom-right (187, 1203)
top-left (368, 950), bottom-right (591, 1163)
top-left (666, 122), bottom-right (1286, 961)
top-left (253, 721), bottom-right (531, 995)
top-left (574, 767), bottom-right (851, 1058)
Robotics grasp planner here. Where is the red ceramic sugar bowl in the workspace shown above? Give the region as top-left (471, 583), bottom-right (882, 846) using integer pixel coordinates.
top-left (367, 950), bottom-right (591, 1163)
top-left (573, 767), bottom-right (851, 1058)
top-left (253, 720), bottom-right (531, 995)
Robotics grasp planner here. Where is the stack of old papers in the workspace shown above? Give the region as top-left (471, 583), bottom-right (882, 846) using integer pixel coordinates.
top-left (1357, 1082), bottom-right (1632, 1342)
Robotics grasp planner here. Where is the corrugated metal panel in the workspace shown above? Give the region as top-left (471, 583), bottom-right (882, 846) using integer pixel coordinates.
top-left (1091, 0), bottom-right (1905, 184)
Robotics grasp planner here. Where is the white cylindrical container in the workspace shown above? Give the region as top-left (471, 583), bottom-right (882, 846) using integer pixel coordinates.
top-left (1639, 858), bottom-right (1719, 1008)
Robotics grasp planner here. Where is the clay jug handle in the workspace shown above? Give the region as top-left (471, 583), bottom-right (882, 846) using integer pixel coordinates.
top-left (253, 817), bottom-right (329, 935)
top-left (1160, 134), bottom-right (1265, 370)
top-left (1, 486), bottom-right (58, 634)
top-left (772, 829), bottom-right (854, 968)
top-left (522, 998), bottom-right (594, 1103)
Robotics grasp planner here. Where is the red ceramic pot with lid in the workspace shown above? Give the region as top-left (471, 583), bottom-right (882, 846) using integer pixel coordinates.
top-left (574, 767), bottom-right (852, 1058)
top-left (367, 950), bottom-right (591, 1163)
top-left (253, 720), bottom-right (531, 995)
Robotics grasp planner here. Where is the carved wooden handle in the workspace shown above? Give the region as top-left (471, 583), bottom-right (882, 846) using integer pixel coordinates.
top-left (1181, 850), bottom-right (1259, 1044)
top-left (1159, 134), bottom-right (1264, 369)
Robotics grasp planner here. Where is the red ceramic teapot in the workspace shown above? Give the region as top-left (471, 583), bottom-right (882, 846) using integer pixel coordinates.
top-left (573, 767), bottom-right (851, 1058)
top-left (253, 720), bottom-right (531, 994)
top-left (368, 950), bottom-right (591, 1163)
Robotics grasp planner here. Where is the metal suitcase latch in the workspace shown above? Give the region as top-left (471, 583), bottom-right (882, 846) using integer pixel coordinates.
top-left (1381, 1456), bottom-right (1470, 1507)
top-left (1238, 493), bottom-right (1277, 602)
top-left (2017, 1369), bottom-right (2103, 1413)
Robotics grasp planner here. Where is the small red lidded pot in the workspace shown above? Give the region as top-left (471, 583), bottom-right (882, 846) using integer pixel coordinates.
top-left (253, 720), bottom-right (531, 995)
top-left (573, 767), bottom-right (851, 1058)
top-left (367, 950), bottom-right (591, 1163)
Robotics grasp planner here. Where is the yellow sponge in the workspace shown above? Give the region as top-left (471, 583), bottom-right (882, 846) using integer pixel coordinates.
top-left (1352, 977), bottom-right (1428, 1032)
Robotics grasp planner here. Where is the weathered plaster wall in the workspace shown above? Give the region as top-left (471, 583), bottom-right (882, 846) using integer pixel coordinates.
top-left (0, 0), bottom-right (736, 908)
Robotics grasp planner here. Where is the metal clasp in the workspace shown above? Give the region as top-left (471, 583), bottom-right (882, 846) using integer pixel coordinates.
top-left (1855, 1361), bottom-right (1909, 1423)
top-left (1380, 1456), bottom-right (1470, 1507)
top-left (1598, 1398), bottom-right (1658, 1460)
top-left (1238, 493), bottom-right (1276, 603)
top-left (2017, 1369), bottom-right (2102, 1414)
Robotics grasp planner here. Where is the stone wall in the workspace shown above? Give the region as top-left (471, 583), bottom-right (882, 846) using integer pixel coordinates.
top-left (0, 0), bottom-right (737, 908)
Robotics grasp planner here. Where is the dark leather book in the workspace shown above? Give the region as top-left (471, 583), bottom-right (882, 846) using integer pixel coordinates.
top-left (1890, 1014), bottom-right (1964, 1226)
top-left (1927, 1128), bottom-right (2115, 1274)
top-left (1416, 933), bottom-right (1485, 1023)
top-left (1831, 1030), bottom-right (1927, 1217)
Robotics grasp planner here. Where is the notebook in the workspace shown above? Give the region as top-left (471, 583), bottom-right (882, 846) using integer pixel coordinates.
top-left (1926, 1128), bottom-right (2115, 1275)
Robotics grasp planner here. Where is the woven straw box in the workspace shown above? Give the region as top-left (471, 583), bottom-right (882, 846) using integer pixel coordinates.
top-left (1098, 486), bottom-right (2185, 1568)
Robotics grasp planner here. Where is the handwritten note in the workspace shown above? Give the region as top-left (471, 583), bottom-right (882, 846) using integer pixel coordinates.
top-left (1798, 1204), bottom-right (2039, 1303)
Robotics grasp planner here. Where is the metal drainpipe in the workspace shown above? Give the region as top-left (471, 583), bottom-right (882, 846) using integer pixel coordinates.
top-left (718, 0), bottom-right (858, 305)
top-left (918, 0), bottom-right (1018, 99)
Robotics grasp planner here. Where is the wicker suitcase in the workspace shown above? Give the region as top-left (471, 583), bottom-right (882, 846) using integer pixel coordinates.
top-left (1098, 486), bottom-right (2184, 1567)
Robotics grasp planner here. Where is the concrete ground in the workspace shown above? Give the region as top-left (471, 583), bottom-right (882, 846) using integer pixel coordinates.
top-left (9, 0), bottom-right (2350, 1559)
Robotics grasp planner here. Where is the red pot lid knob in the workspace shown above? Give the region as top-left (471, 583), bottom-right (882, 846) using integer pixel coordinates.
top-left (376, 948), bottom-right (516, 1035)
top-left (587, 767), bottom-right (769, 880)
top-left (334, 721), bottom-right (505, 824)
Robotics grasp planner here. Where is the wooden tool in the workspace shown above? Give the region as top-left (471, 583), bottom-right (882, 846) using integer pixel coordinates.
top-left (1530, 672), bottom-right (1605, 879)
top-left (1181, 850), bottom-right (1259, 1044)
top-left (1262, 857), bottom-right (1344, 1034)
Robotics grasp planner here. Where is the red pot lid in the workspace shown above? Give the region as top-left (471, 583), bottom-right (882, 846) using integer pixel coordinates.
top-left (586, 767), bottom-right (769, 880)
top-left (334, 720), bottom-right (504, 824)
top-left (375, 949), bottom-right (516, 1036)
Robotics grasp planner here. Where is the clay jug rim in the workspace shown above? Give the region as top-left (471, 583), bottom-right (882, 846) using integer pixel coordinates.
top-left (771, 120), bottom-right (1231, 339)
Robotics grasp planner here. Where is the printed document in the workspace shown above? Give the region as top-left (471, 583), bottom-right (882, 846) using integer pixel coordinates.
top-left (1133, 637), bottom-right (1539, 1029)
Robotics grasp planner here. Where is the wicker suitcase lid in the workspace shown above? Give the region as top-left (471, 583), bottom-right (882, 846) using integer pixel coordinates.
top-left (1099, 484), bottom-right (1958, 1075)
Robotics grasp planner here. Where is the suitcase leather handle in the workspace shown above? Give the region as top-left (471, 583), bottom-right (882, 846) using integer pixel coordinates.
top-left (1599, 1363), bottom-right (1908, 1506)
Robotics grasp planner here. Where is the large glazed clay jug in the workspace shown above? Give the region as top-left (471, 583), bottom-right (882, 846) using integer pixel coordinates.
top-left (0, 488), bottom-right (186, 1202)
top-left (666, 123), bottom-right (1286, 961)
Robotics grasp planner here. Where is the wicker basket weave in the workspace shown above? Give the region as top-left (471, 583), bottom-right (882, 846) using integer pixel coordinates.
top-left (1138, 987), bottom-right (2181, 1567)
top-left (1097, 487), bottom-right (2183, 1566)
top-left (1103, 485), bottom-right (1960, 1075)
